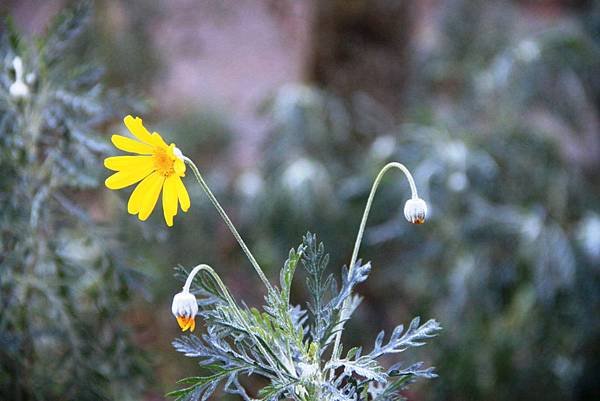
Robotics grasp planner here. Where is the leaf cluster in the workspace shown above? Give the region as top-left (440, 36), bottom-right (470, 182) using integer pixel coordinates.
top-left (170, 233), bottom-right (441, 401)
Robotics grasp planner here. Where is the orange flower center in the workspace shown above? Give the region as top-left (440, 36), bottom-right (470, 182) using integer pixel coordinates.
top-left (153, 147), bottom-right (175, 177)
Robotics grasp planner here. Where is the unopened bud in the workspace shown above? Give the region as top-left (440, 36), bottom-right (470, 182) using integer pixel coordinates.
top-left (171, 290), bottom-right (198, 332)
top-left (9, 80), bottom-right (29, 99)
top-left (404, 197), bottom-right (427, 224)
top-left (10, 57), bottom-right (30, 100)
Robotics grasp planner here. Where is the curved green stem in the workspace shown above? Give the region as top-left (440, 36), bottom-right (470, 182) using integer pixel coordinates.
top-left (184, 264), bottom-right (293, 380)
top-left (329, 162), bottom-right (419, 368)
top-left (183, 157), bottom-right (273, 293)
top-left (348, 162), bottom-right (418, 269)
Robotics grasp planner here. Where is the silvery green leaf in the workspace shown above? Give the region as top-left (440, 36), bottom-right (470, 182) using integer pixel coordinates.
top-left (370, 317), bottom-right (442, 358)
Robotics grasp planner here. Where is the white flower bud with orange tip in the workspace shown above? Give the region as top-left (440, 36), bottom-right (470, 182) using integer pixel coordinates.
top-left (331, 161), bottom-right (429, 362)
top-left (171, 290), bottom-right (198, 332)
top-left (171, 264), bottom-right (204, 332)
top-left (404, 197), bottom-right (428, 224)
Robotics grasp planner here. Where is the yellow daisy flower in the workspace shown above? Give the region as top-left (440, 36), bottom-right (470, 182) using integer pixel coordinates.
top-left (104, 115), bottom-right (190, 226)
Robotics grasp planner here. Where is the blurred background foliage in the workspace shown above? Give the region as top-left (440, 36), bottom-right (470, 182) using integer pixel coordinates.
top-left (1, 0), bottom-right (599, 400)
top-left (0, 3), bottom-right (148, 400)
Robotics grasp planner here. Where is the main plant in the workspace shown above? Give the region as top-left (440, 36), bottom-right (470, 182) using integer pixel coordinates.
top-left (105, 113), bottom-right (441, 401)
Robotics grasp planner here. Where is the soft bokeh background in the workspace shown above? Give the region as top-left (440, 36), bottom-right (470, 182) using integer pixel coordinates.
top-left (2, 0), bottom-right (599, 400)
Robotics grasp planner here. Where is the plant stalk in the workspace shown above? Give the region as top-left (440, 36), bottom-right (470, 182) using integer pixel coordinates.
top-left (183, 157), bottom-right (274, 293)
top-left (329, 162), bottom-right (419, 371)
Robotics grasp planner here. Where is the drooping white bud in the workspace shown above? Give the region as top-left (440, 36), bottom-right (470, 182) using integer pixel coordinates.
top-left (171, 290), bottom-right (198, 318)
top-left (171, 290), bottom-right (199, 332)
top-left (404, 197), bottom-right (428, 224)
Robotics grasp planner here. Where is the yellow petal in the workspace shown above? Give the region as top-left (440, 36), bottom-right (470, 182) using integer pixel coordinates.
top-left (162, 175), bottom-right (179, 227)
top-left (105, 165), bottom-right (154, 190)
top-left (150, 132), bottom-right (168, 148)
top-left (111, 134), bottom-right (153, 154)
top-left (128, 172), bottom-right (160, 214)
top-left (175, 176), bottom-right (191, 212)
top-left (124, 115), bottom-right (154, 145)
top-left (176, 316), bottom-right (187, 330)
top-left (138, 173), bottom-right (165, 221)
top-left (174, 158), bottom-right (186, 176)
top-left (123, 115), bottom-right (169, 147)
top-left (176, 315), bottom-right (193, 332)
top-left (104, 155), bottom-right (153, 171)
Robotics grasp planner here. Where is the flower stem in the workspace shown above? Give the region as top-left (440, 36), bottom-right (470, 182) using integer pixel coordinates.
top-left (329, 162), bottom-right (419, 368)
top-left (186, 264), bottom-right (293, 380)
top-left (182, 264), bottom-right (203, 293)
top-left (348, 162), bottom-right (418, 269)
top-left (183, 157), bottom-right (273, 292)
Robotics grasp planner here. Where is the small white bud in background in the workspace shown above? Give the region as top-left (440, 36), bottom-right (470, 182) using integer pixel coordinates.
top-left (9, 80), bottom-right (29, 99)
top-left (404, 197), bottom-right (428, 224)
top-left (9, 57), bottom-right (30, 100)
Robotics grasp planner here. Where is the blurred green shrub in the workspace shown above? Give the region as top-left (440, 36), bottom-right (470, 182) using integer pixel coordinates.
top-left (0, 3), bottom-right (148, 400)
